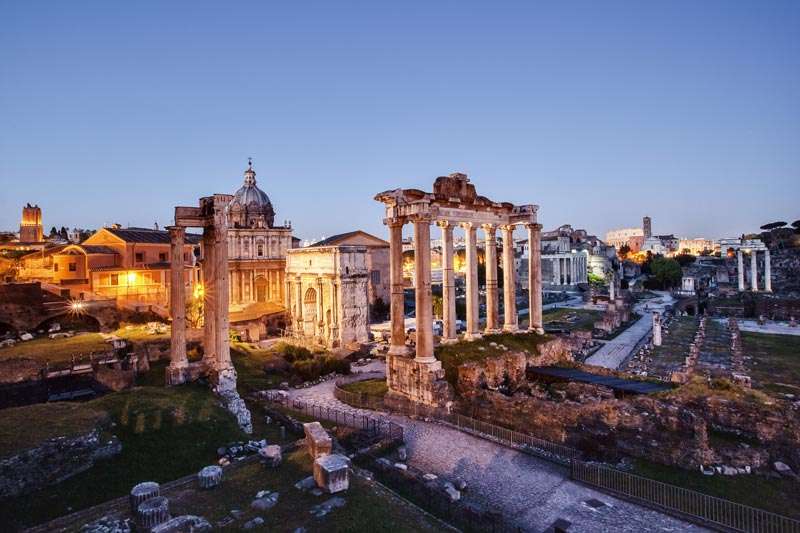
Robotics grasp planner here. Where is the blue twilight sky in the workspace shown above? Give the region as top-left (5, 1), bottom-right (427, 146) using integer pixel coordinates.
top-left (1, 1), bottom-right (798, 242)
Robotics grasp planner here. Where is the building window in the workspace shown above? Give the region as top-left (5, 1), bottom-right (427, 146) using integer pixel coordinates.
top-left (159, 252), bottom-right (167, 262)
top-left (257, 244), bottom-right (264, 257)
top-left (111, 274), bottom-right (119, 286)
top-left (135, 252), bottom-right (144, 263)
top-left (68, 263), bottom-right (76, 272)
top-left (54, 263), bottom-right (59, 272)
top-left (371, 270), bottom-right (381, 284)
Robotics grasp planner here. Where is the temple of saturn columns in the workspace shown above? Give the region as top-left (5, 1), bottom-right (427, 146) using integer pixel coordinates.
top-left (374, 173), bottom-right (543, 407)
top-left (719, 238), bottom-right (772, 293)
top-left (541, 251), bottom-right (588, 286)
top-left (168, 194), bottom-right (252, 431)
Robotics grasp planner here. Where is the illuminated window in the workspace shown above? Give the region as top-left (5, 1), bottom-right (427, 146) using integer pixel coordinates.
top-left (111, 274), bottom-right (119, 286)
top-left (68, 263), bottom-right (76, 272)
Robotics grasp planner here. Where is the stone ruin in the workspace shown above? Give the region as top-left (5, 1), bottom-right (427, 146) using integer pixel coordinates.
top-left (167, 194), bottom-right (252, 433)
top-left (594, 294), bottom-right (631, 334)
top-left (302, 422), bottom-right (351, 494)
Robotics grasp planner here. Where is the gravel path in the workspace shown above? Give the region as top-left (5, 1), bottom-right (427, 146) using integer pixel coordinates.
top-left (288, 364), bottom-right (705, 532)
top-left (585, 292), bottom-right (675, 369)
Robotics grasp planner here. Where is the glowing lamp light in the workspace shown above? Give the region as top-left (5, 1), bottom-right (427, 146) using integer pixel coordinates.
top-left (193, 283), bottom-right (204, 300)
top-left (126, 271), bottom-right (137, 284)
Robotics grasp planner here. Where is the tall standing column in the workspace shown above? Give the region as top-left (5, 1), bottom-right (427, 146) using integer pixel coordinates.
top-left (765, 250), bottom-right (772, 292)
top-left (167, 226), bottom-right (188, 384)
top-left (437, 221), bottom-right (457, 341)
top-left (751, 251), bottom-right (758, 292)
top-left (413, 217), bottom-right (435, 362)
top-left (527, 223), bottom-right (543, 333)
top-left (501, 225), bottom-right (518, 332)
top-left (387, 219), bottom-right (408, 355)
top-left (213, 216), bottom-right (233, 375)
top-left (483, 224), bottom-right (499, 333)
top-left (737, 250), bottom-right (745, 292)
top-left (330, 279), bottom-right (339, 345)
top-left (202, 227), bottom-right (217, 369)
top-left (553, 257), bottom-right (560, 285)
top-left (462, 222), bottom-right (480, 340)
top-left (316, 277), bottom-right (325, 338)
top-left (295, 277), bottom-right (304, 333)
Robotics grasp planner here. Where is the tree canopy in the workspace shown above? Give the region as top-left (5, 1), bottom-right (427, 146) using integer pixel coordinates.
top-left (760, 221), bottom-right (787, 230)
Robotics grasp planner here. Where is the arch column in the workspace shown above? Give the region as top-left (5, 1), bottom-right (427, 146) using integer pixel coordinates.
top-left (527, 223), bottom-right (543, 333)
top-left (501, 225), bottom-right (518, 332)
top-left (437, 221), bottom-right (457, 341)
top-left (167, 226), bottom-right (188, 385)
top-left (386, 219), bottom-right (408, 355)
top-left (483, 224), bottom-right (499, 333)
top-left (462, 222), bottom-right (481, 340)
top-left (412, 216), bottom-right (435, 362)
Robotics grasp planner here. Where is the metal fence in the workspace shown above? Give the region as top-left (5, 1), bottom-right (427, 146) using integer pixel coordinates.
top-left (571, 460), bottom-right (800, 533)
top-left (260, 390), bottom-right (403, 442)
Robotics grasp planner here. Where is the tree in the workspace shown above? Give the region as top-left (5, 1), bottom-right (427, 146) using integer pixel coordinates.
top-left (674, 253), bottom-right (696, 267)
top-left (618, 244), bottom-right (631, 259)
top-left (49, 226), bottom-right (58, 238)
top-left (59, 226), bottom-right (69, 240)
top-left (370, 297), bottom-right (389, 322)
top-left (648, 257), bottom-right (682, 289)
top-left (760, 221), bottom-right (787, 231)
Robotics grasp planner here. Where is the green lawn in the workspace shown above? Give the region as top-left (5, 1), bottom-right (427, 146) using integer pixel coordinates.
top-left (633, 458), bottom-right (800, 520)
top-left (341, 378), bottom-right (388, 397)
top-left (0, 332), bottom-right (110, 364)
top-left (742, 331), bottom-right (800, 396)
top-left (435, 331), bottom-right (550, 386)
top-left (542, 308), bottom-right (603, 332)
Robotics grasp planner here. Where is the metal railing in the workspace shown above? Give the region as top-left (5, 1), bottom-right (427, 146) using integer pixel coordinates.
top-left (259, 390), bottom-right (404, 443)
top-left (571, 460), bottom-right (800, 533)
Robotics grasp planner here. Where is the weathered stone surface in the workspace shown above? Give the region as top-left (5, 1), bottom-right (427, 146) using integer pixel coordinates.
top-left (217, 388), bottom-right (253, 434)
top-left (303, 422), bottom-right (332, 459)
top-left (0, 428), bottom-right (120, 499)
top-left (309, 496), bottom-right (347, 518)
top-left (313, 454), bottom-right (350, 493)
top-left (137, 496), bottom-right (170, 530)
top-left (251, 491), bottom-right (279, 511)
top-left (151, 515), bottom-right (212, 533)
top-left (243, 517), bottom-right (265, 530)
top-left (198, 465), bottom-right (223, 489)
top-left (130, 481), bottom-right (160, 514)
top-left (80, 515), bottom-right (132, 533)
top-left (294, 476), bottom-right (316, 491)
top-left (259, 444), bottom-right (282, 467)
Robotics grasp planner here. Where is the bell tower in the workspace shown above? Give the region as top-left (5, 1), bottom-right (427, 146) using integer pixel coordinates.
top-left (20, 203), bottom-right (43, 242)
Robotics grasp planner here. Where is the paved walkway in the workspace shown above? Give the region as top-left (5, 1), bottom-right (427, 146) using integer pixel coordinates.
top-left (287, 366), bottom-right (703, 532)
top-left (720, 319), bottom-right (800, 337)
top-left (585, 292), bottom-right (675, 370)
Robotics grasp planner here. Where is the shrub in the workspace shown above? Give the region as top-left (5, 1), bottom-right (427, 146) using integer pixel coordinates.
top-left (290, 355), bottom-right (350, 382)
top-left (274, 342), bottom-right (313, 363)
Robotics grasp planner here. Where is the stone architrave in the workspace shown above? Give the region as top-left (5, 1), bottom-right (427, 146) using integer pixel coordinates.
top-left (501, 225), bottom-right (517, 332)
top-left (482, 224), bottom-right (499, 333)
top-left (303, 421), bottom-right (332, 459)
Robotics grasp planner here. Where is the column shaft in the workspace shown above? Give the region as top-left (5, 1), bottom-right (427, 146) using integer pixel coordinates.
top-left (168, 226), bottom-right (187, 380)
top-left (483, 224), bottom-right (499, 333)
top-left (751, 251), bottom-right (758, 292)
top-left (737, 250), bottom-right (745, 291)
top-left (214, 219), bottom-right (232, 371)
top-left (387, 220), bottom-right (408, 355)
top-left (202, 228), bottom-right (217, 368)
top-left (527, 224), bottom-right (543, 333)
top-left (438, 222), bottom-right (457, 340)
top-left (413, 218), bottom-right (435, 361)
top-left (502, 225), bottom-right (518, 332)
top-left (463, 223), bottom-right (480, 339)
top-left (765, 250), bottom-right (772, 292)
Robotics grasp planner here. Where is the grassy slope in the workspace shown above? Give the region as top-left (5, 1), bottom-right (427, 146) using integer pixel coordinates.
top-left (542, 308), bottom-right (603, 331)
top-left (742, 331), bottom-right (800, 396)
top-left (0, 333), bottom-right (110, 363)
top-left (341, 378), bottom-right (388, 397)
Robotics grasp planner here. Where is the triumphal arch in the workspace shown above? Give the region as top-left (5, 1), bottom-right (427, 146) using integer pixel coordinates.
top-left (375, 173), bottom-right (543, 407)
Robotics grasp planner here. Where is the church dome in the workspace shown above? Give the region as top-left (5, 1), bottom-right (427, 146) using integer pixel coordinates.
top-left (229, 160), bottom-right (275, 228)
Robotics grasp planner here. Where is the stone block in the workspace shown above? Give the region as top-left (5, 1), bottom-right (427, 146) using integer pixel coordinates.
top-left (151, 515), bottom-right (212, 532)
top-left (137, 496), bottom-right (170, 530)
top-left (313, 454), bottom-right (350, 493)
top-left (198, 465), bottom-right (223, 489)
top-left (130, 481), bottom-right (160, 514)
top-left (303, 422), bottom-right (332, 459)
top-left (259, 444), bottom-right (282, 467)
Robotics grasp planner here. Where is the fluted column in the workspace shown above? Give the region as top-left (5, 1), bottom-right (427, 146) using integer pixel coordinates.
top-left (202, 227), bottom-right (217, 369)
top-left (437, 221), bottom-right (457, 341)
top-left (765, 250), bottom-right (772, 292)
top-left (295, 276), bottom-right (304, 333)
top-left (483, 224), bottom-right (499, 333)
top-left (501, 225), bottom-right (518, 332)
top-left (413, 216), bottom-right (435, 362)
top-left (167, 226), bottom-right (187, 384)
top-left (387, 219), bottom-right (408, 355)
top-left (737, 250), bottom-right (745, 291)
top-left (330, 279), bottom-right (339, 345)
top-left (316, 277), bottom-right (325, 339)
top-left (462, 222), bottom-right (480, 340)
top-left (527, 223), bottom-right (543, 333)
top-left (751, 251), bottom-right (758, 292)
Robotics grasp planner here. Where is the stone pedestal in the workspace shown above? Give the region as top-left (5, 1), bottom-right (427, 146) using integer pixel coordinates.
top-left (385, 354), bottom-right (452, 407)
top-left (303, 422), bottom-right (332, 459)
top-left (137, 496), bottom-right (170, 530)
top-left (313, 454), bottom-right (350, 493)
top-left (198, 465), bottom-right (223, 489)
top-left (130, 481), bottom-right (160, 514)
